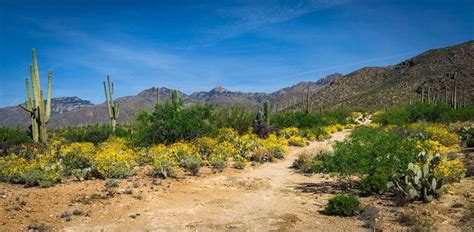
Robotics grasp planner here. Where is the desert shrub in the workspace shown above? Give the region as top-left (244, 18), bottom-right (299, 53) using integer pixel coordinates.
top-left (168, 142), bottom-right (199, 165)
top-left (399, 209), bottom-right (435, 231)
top-left (59, 125), bottom-right (129, 144)
top-left (271, 112), bottom-right (323, 129)
top-left (0, 128), bottom-right (31, 155)
top-left (324, 194), bottom-right (360, 216)
top-left (182, 156), bottom-right (202, 176)
top-left (209, 158), bottom-right (226, 172)
top-left (287, 136), bottom-right (308, 147)
top-left (407, 122), bottom-right (459, 146)
top-left (214, 141), bottom-right (239, 160)
top-left (104, 178), bottom-right (120, 197)
top-left (373, 103), bottom-right (474, 125)
top-left (192, 137), bottom-right (218, 161)
top-left (434, 156), bottom-right (466, 183)
top-left (93, 137), bottom-right (137, 178)
top-left (233, 157), bottom-right (247, 169)
top-left (213, 106), bottom-right (254, 134)
top-left (59, 142), bottom-right (96, 180)
top-left (292, 153), bottom-right (314, 173)
top-left (151, 153), bottom-right (177, 178)
top-left (315, 127), bottom-right (422, 178)
top-left (133, 102), bottom-right (217, 146)
top-left (359, 205), bottom-right (381, 230)
top-left (424, 139), bottom-right (459, 154)
top-left (278, 127), bottom-right (300, 139)
top-left (324, 124), bottom-right (345, 134)
top-left (256, 134), bottom-right (287, 159)
top-left (0, 153), bottom-right (64, 187)
top-left (373, 106), bottom-right (410, 126)
top-left (359, 173), bottom-right (389, 194)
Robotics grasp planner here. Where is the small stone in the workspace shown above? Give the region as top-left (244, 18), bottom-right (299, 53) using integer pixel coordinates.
top-left (124, 188), bottom-right (133, 195)
top-left (452, 202), bottom-right (464, 208)
top-left (60, 211), bottom-right (72, 219)
top-left (132, 180), bottom-right (141, 188)
top-left (129, 213), bottom-right (140, 219)
top-left (72, 209), bottom-right (84, 216)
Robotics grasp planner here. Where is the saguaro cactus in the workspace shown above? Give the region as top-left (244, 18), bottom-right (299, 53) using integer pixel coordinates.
top-left (103, 75), bottom-right (120, 132)
top-left (171, 89), bottom-right (180, 106)
top-left (263, 100), bottom-right (270, 125)
top-left (19, 49), bottom-right (52, 143)
top-left (156, 87), bottom-right (161, 105)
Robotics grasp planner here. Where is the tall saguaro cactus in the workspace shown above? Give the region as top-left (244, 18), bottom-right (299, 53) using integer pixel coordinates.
top-left (263, 100), bottom-right (270, 125)
top-left (19, 49), bottom-right (52, 143)
top-left (103, 75), bottom-right (120, 132)
top-left (304, 85), bottom-right (312, 114)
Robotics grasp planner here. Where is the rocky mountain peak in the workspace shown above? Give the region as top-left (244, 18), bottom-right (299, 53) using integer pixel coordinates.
top-left (209, 86), bottom-right (229, 94)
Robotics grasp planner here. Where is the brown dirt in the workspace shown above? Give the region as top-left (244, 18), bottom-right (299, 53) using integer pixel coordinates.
top-left (0, 131), bottom-right (472, 231)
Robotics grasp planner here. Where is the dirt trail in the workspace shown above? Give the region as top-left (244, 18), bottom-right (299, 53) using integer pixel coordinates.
top-left (64, 131), bottom-right (365, 231)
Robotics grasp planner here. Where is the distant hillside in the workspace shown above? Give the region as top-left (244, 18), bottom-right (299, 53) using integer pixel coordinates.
top-left (0, 74), bottom-right (339, 128)
top-left (306, 40), bottom-right (474, 111)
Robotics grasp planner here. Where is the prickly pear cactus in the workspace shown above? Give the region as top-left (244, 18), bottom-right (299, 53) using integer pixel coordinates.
top-left (387, 151), bottom-right (443, 203)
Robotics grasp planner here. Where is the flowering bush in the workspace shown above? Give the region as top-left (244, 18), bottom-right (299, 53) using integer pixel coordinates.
top-left (324, 124), bottom-right (344, 134)
top-left (60, 142), bottom-right (96, 181)
top-left (168, 142), bottom-right (200, 165)
top-left (434, 157), bottom-right (466, 183)
top-left (93, 137), bottom-right (137, 178)
top-left (0, 153), bottom-right (64, 187)
top-left (408, 123), bottom-right (459, 147)
top-left (287, 135), bottom-right (308, 147)
top-left (278, 127), bottom-right (300, 139)
top-left (151, 152), bottom-right (177, 178)
top-left (192, 137), bottom-right (218, 161)
top-left (425, 140), bottom-right (460, 154)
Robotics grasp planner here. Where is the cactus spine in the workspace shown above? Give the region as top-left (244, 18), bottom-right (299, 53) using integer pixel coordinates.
top-left (19, 49), bottom-right (52, 143)
top-left (263, 100), bottom-right (270, 125)
top-left (103, 75), bottom-right (119, 132)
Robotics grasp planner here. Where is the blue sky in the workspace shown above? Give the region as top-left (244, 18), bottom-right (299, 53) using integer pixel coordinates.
top-left (0, 0), bottom-right (472, 107)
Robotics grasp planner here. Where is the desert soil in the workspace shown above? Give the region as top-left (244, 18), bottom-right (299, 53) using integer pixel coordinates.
top-left (1, 130), bottom-right (473, 231)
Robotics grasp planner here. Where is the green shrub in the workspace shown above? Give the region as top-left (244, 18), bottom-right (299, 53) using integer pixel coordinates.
top-left (209, 158), bottom-right (226, 172)
top-left (293, 153), bottom-right (314, 173)
top-left (373, 103), bottom-right (474, 125)
top-left (182, 156), bottom-right (202, 176)
top-left (315, 127), bottom-right (423, 178)
top-left (214, 106), bottom-right (254, 134)
top-left (133, 102), bottom-right (217, 146)
top-left (359, 173), bottom-right (389, 194)
top-left (152, 156), bottom-right (177, 178)
top-left (233, 160), bottom-right (246, 169)
top-left (0, 128), bottom-right (31, 155)
top-left (58, 125), bottom-right (129, 144)
top-left (271, 111), bottom-right (351, 129)
top-left (324, 194), bottom-right (360, 216)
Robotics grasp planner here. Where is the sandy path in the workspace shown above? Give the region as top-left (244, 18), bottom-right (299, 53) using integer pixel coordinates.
top-left (64, 130), bottom-right (367, 231)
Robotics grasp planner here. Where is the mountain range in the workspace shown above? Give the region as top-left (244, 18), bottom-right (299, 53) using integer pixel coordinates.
top-left (0, 40), bottom-right (472, 128)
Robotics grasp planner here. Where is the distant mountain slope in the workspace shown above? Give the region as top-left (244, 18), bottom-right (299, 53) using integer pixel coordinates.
top-left (0, 97), bottom-right (94, 128)
top-left (0, 73), bottom-right (339, 128)
top-left (307, 40), bottom-right (474, 110)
